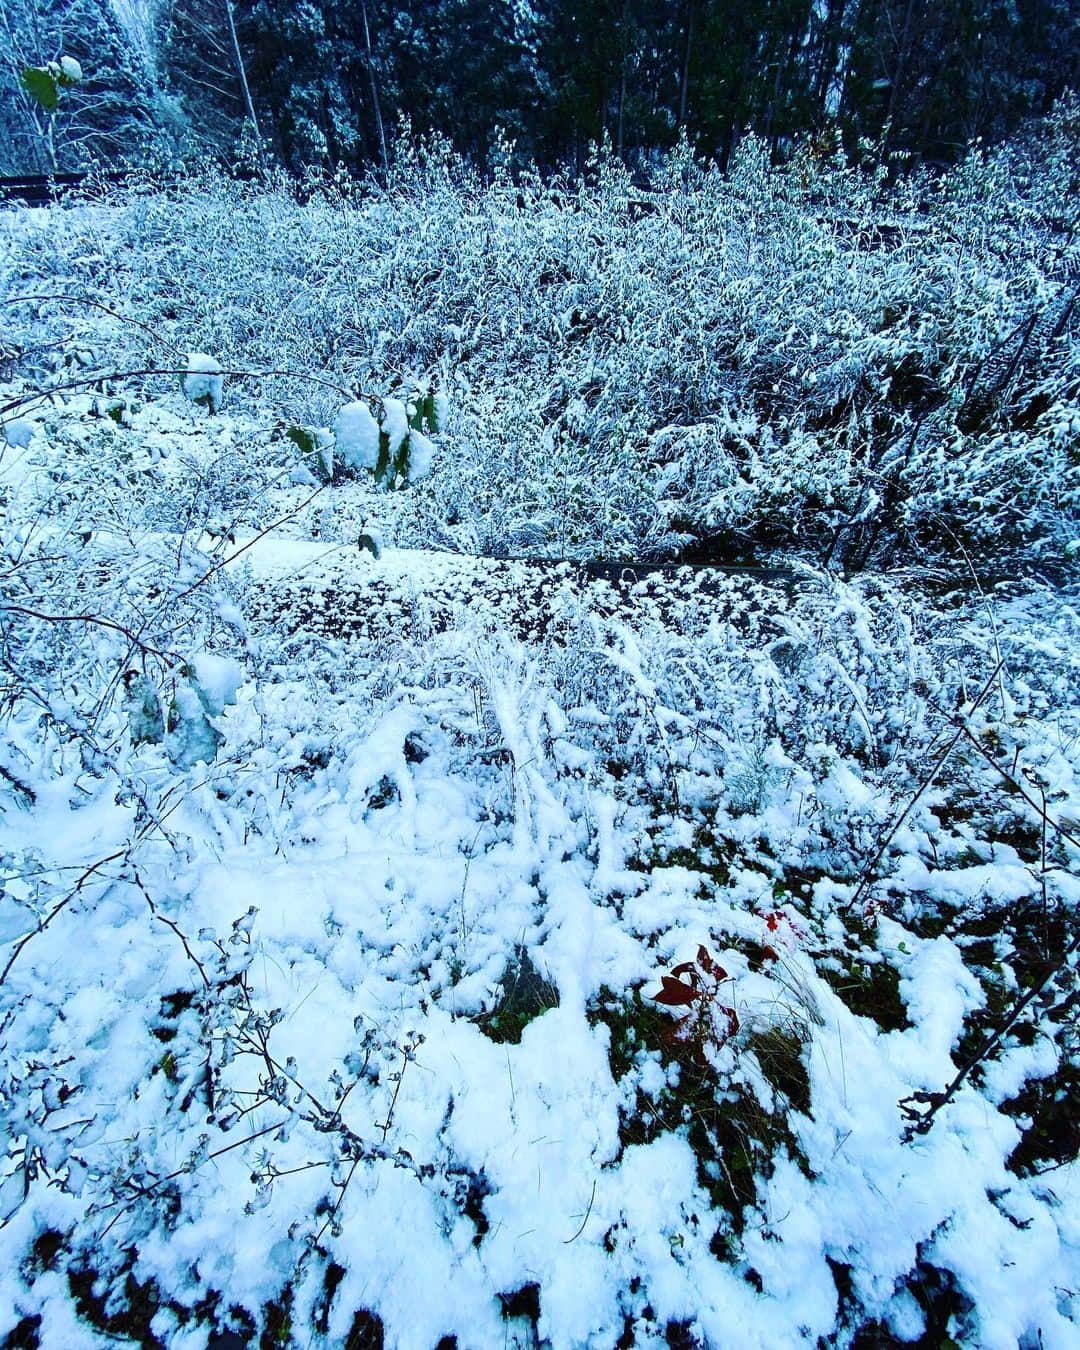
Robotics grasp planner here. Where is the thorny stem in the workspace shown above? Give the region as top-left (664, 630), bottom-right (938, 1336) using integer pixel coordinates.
top-left (0, 761), bottom-right (35, 804)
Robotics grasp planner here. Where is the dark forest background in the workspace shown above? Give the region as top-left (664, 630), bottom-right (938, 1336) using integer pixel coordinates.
top-left (2, 0), bottom-right (1078, 177)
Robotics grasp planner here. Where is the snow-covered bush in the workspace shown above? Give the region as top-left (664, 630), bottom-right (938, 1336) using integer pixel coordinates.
top-left (333, 389), bottom-right (438, 487)
top-left (7, 111), bottom-right (1066, 567)
top-left (1, 110), bottom-right (1078, 1349)
top-left (181, 352), bottom-right (224, 413)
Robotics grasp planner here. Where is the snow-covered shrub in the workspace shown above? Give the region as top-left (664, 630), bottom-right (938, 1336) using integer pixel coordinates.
top-left (182, 352), bottom-right (224, 413)
top-left (1, 118), bottom-right (1078, 1349)
top-left (333, 389), bottom-right (438, 488)
top-left (20, 55), bottom-right (83, 112)
top-left (2, 106), bottom-right (1076, 564)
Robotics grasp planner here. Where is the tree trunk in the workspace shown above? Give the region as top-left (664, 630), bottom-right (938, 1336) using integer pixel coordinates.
top-left (223, 0), bottom-right (266, 177)
top-left (883, 0), bottom-right (919, 149)
top-left (359, 0), bottom-right (389, 181)
top-left (616, 0), bottom-right (630, 158)
top-left (678, 0), bottom-right (694, 126)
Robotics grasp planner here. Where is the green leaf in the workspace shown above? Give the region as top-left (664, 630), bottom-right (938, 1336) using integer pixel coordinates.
top-left (22, 66), bottom-right (59, 111)
top-left (392, 432), bottom-right (412, 485)
top-left (285, 424), bottom-right (317, 456)
top-left (373, 429), bottom-right (393, 488)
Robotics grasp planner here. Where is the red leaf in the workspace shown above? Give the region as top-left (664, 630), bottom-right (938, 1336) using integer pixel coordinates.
top-left (761, 945), bottom-right (780, 963)
top-left (654, 975), bottom-right (698, 1006)
top-left (696, 945), bottom-right (714, 974)
top-left (765, 912), bottom-right (780, 932)
top-left (719, 1005), bottom-right (740, 1037)
top-left (670, 961), bottom-right (698, 981)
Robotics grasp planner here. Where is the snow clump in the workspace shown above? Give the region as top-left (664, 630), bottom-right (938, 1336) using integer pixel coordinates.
top-left (190, 652), bottom-right (243, 715)
top-left (406, 428), bottom-right (436, 480)
top-left (333, 400), bottom-right (379, 471)
top-left (381, 396), bottom-right (410, 457)
top-left (182, 353), bottom-right (224, 413)
top-left (2, 419), bottom-right (34, 449)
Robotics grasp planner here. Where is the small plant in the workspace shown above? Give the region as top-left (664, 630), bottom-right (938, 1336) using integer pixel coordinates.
top-left (332, 384), bottom-right (439, 489)
top-left (21, 56), bottom-right (82, 112)
top-left (477, 946), bottom-right (559, 1044)
top-left (651, 945), bottom-right (740, 1064)
top-left (285, 423), bottom-right (334, 480)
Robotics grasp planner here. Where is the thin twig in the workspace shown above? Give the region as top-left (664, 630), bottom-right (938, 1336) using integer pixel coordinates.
top-left (133, 867), bottom-right (210, 990)
top-left (2, 293), bottom-right (187, 361)
top-left (846, 657), bottom-right (1005, 912)
top-left (564, 1178), bottom-right (597, 1243)
top-left (945, 717), bottom-right (1080, 854)
top-left (898, 701), bottom-right (1080, 1139)
top-left (0, 602), bottom-right (179, 662)
top-left (95, 1118), bottom-right (287, 1234)
top-left (1, 366), bottom-right (369, 419)
top-left (167, 484), bottom-right (329, 606)
top-left (0, 848), bottom-right (128, 985)
top-left (900, 922), bottom-right (1080, 1140)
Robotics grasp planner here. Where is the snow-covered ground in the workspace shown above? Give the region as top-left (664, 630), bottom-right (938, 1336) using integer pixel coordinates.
top-left (1, 177), bottom-right (1079, 1348)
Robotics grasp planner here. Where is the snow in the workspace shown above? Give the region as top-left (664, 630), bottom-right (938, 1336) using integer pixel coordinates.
top-left (406, 427), bottom-right (436, 480)
top-left (190, 651), bottom-right (243, 715)
top-left (334, 399), bottom-right (380, 471)
top-left (182, 352), bottom-right (224, 412)
top-left (381, 396), bottom-right (410, 457)
top-left (2, 417), bottom-right (35, 449)
top-left (0, 179), bottom-right (1077, 1348)
top-left (2, 487), bottom-right (1077, 1350)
